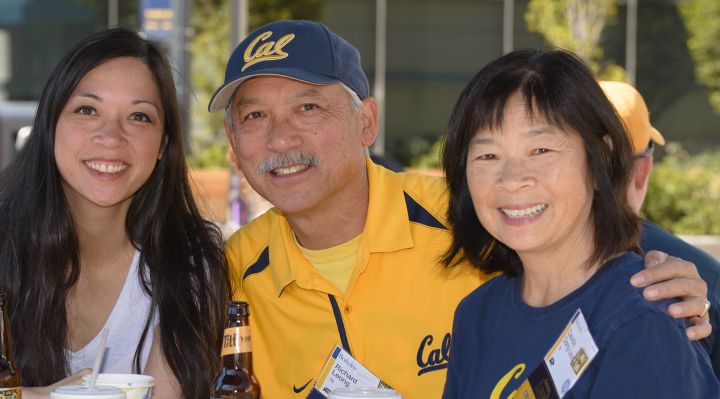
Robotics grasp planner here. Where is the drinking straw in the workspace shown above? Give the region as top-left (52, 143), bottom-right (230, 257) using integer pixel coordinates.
top-left (88, 328), bottom-right (109, 390)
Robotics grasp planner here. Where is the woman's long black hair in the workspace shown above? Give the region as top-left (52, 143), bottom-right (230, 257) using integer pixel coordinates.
top-left (0, 28), bottom-right (230, 398)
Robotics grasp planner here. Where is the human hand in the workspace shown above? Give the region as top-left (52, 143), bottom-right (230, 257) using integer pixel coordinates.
top-left (22, 369), bottom-right (92, 399)
top-left (631, 250), bottom-right (711, 340)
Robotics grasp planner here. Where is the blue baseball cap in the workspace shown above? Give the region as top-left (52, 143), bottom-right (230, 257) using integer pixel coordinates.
top-left (208, 20), bottom-right (369, 112)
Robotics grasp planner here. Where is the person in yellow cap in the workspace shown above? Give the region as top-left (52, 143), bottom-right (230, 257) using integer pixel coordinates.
top-left (599, 81), bottom-right (666, 211)
top-left (601, 80), bottom-right (720, 377)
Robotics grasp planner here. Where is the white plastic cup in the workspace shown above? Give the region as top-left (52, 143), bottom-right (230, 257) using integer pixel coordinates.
top-left (328, 388), bottom-right (402, 399)
top-left (81, 374), bottom-right (154, 399)
top-left (51, 385), bottom-right (126, 399)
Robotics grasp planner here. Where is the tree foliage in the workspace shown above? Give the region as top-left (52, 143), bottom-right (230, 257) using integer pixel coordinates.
top-left (188, 0), bottom-right (324, 167)
top-left (525, 0), bottom-right (625, 80)
top-left (188, 0), bottom-right (230, 167)
top-left (644, 144), bottom-right (720, 235)
top-left (679, 0), bottom-right (720, 114)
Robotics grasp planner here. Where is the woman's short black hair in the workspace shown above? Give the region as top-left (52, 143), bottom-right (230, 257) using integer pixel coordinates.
top-left (442, 48), bottom-right (640, 275)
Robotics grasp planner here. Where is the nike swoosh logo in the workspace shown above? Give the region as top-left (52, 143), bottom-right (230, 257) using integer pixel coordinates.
top-left (293, 378), bottom-right (313, 393)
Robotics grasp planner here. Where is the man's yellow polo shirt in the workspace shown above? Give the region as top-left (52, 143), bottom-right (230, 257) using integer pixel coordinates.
top-left (225, 158), bottom-right (490, 398)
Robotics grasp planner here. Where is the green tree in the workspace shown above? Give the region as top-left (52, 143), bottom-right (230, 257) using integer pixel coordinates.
top-left (644, 144), bottom-right (720, 235)
top-left (410, 137), bottom-right (443, 168)
top-left (525, 0), bottom-right (625, 80)
top-left (679, 0), bottom-right (720, 114)
top-left (189, 0), bottom-right (324, 167)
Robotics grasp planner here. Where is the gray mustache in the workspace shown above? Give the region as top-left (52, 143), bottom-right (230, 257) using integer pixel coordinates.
top-left (258, 153), bottom-right (320, 174)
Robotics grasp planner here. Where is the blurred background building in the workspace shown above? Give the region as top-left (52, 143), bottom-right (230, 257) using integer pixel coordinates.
top-left (2, 0), bottom-right (720, 167)
top-left (1, 0), bottom-right (718, 245)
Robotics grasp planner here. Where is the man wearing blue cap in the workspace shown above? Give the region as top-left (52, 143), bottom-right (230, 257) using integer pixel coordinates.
top-left (210, 20), bottom-right (712, 398)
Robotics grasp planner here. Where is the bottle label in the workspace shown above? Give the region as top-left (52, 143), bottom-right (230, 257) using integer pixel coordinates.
top-left (0, 387), bottom-right (21, 398)
top-left (221, 326), bottom-right (251, 356)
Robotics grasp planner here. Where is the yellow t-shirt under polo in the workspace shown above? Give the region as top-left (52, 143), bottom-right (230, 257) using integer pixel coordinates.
top-left (297, 234), bottom-right (361, 295)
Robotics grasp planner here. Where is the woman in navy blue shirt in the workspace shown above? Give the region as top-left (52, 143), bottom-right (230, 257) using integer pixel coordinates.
top-left (441, 49), bottom-right (719, 398)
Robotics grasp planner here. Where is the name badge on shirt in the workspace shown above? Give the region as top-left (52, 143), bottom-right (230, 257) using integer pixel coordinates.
top-left (515, 309), bottom-right (599, 399)
top-left (306, 345), bottom-right (392, 399)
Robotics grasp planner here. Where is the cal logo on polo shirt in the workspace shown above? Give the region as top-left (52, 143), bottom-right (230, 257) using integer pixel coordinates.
top-left (242, 30), bottom-right (295, 71)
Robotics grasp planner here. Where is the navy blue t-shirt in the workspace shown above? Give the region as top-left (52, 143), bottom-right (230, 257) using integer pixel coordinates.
top-left (642, 219), bottom-right (720, 377)
top-left (443, 252), bottom-right (719, 398)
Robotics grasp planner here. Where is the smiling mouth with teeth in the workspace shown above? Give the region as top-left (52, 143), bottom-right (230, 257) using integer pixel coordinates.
top-left (272, 164), bottom-right (310, 176)
top-left (501, 204), bottom-right (547, 218)
top-left (84, 160), bottom-right (128, 174)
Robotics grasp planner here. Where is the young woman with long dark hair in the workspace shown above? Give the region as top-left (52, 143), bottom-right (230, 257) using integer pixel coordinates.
top-left (0, 28), bottom-right (230, 398)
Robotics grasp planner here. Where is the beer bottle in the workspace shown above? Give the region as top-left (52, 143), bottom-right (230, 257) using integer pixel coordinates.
top-left (0, 291), bottom-right (21, 398)
top-left (212, 301), bottom-right (260, 398)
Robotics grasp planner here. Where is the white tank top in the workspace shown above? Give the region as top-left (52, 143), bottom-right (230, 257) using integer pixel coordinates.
top-left (67, 250), bottom-right (157, 374)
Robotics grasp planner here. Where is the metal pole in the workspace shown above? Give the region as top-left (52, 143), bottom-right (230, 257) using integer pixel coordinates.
top-left (502, 0), bottom-right (514, 54)
top-left (231, 0), bottom-right (249, 46)
top-left (229, 0), bottom-right (249, 226)
top-left (625, 0), bottom-right (637, 85)
top-left (108, 0), bottom-right (119, 28)
top-left (373, 0), bottom-right (387, 156)
top-left (170, 0), bottom-right (191, 145)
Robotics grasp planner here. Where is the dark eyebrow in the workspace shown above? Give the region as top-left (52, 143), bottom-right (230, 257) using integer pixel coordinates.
top-left (291, 88), bottom-right (324, 101)
top-left (523, 126), bottom-right (557, 136)
top-left (234, 97), bottom-right (260, 107)
top-left (470, 125), bottom-right (559, 146)
top-left (75, 92), bottom-right (101, 101)
top-left (132, 99), bottom-right (161, 111)
top-left (234, 88), bottom-right (326, 108)
top-left (470, 136), bottom-right (494, 145)
top-left (74, 92), bottom-right (160, 111)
